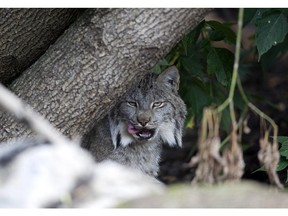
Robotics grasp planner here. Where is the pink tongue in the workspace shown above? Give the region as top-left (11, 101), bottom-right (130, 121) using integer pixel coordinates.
top-left (127, 123), bottom-right (140, 134)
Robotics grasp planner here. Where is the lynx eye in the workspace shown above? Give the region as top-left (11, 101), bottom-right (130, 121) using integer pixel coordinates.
top-left (152, 101), bottom-right (164, 108)
top-left (127, 101), bottom-right (137, 107)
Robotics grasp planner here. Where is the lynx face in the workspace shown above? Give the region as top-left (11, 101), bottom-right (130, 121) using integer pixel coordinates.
top-left (109, 66), bottom-right (187, 149)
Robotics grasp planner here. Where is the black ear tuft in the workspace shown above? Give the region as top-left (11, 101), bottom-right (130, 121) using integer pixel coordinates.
top-left (157, 66), bottom-right (180, 91)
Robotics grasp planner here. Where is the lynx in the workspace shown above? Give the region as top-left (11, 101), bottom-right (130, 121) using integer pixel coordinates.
top-left (82, 66), bottom-right (187, 176)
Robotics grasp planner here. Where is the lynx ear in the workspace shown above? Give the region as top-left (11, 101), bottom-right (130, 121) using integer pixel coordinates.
top-left (157, 66), bottom-right (180, 91)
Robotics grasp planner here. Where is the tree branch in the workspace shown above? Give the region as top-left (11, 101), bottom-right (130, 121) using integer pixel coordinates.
top-left (0, 8), bottom-right (212, 142)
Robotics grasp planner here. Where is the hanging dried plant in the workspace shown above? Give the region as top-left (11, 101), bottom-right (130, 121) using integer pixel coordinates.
top-left (222, 123), bottom-right (245, 181)
top-left (258, 118), bottom-right (283, 189)
top-left (190, 108), bottom-right (226, 184)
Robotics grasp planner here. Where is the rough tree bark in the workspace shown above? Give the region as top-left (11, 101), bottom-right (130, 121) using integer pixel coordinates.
top-left (0, 8), bottom-right (84, 84)
top-left (0, 8), bottom-right (211, 142)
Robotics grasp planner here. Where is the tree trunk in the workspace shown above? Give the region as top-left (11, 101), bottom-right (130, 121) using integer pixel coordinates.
top-left (0, 8), bottom-right (212, 142)
top-left (0, 8), bottom-right (84, 84)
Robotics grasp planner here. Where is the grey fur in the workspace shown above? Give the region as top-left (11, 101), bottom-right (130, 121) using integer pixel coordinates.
top-left (82, 66), bottom-right (187, 176)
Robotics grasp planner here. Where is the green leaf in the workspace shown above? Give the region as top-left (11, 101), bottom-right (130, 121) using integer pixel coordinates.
top-left (207, 29), bottom-right (226, 42)
top-left (253, 158), bottom-right (288, 172)
top-left (280, 143), bottom-right (288, 159)
top-left (260, 34), bottom-right (288, 71)
top-left (151, 64), bottom-right (161, 74)
top-left (253, 166), bottom-right (264, 173)
top-left (277, 136), bottom-right (288, 144)
top-left (206, 20), bottom-right (237, 44)
top-left (180, 37), bottom-right (189, 56)
top-left (278, 136), bottom-right (288, 159)
top-left (151, 59), bottom-right (169, 74)
top-left (252, 164), bottom-right (265, 173)
top-left (220, 108), bottom-right (231, 134)
top-left (276, 158), bottom-right (288, 171)
top-left (177, 20), bottom-right (206, 56)
top-left (233, 91), bottom-right (246, 111)
top-left (243, 8), bottom-right (257, 26)
top-left (180, 56), bottom-right (204, 80)
top-left (185, 111), bottom-right (194, 128)
top-left (251, 9), bottom-right (271, 23)
top-left (256, 11), bottom-right (288, 59)
top-left (184, 81), bottom-right (211, 124)
top-left (282, 9), bottom-right (288, 16)
top-left (186, 20), bottom-right (206, 47)
top-left (207, 48), bottom-right (234, 86)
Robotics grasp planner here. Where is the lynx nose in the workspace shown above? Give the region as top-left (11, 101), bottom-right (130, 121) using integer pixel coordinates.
top-left (137, 114), bottom-right (151, 127)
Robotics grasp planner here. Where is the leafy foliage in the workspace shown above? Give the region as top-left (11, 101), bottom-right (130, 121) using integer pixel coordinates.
top-left (152, 8), bottom-right (288, 129)
top-left (207, 47), bottom-right (234, 86)
top-left (152, 19), bottom-right (236, 129)
top-left (254, 9), bottom-right (288, 59)
top-left (244, 9), bottom-right (288, 71)
top-left (151, 8), bottom-right (288, 183)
